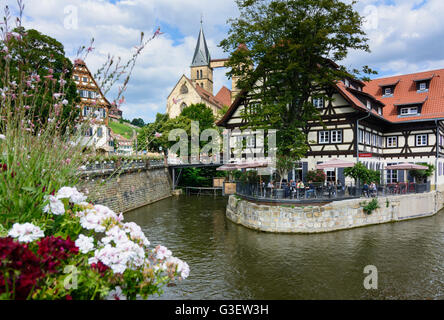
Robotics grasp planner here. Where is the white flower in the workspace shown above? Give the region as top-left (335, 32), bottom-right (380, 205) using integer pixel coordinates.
top-left (80, 211), bottom-right (106, 233)
top-left (62, 99), bottom-right (68, 105)
top-left (8, 223), bottom-right (44, 243)
top-left (75, 234), bottom-right (95, 254)
top-left (167, 257), bottom-right (190, 280)
top-left (106, 286), bottom-right (126, 300)
top-left (53, 93), bottom-right (62, 99)
top-left (43, 195), bottom-right (65, 215)
top-left (0, 134), bottom-right (5, 140)
top-left (56, 186), bottom-right (87, 204)
top-left (154, 245), bottom-right (172, 260)
top-left (123, 222), bottom-right (150, 247)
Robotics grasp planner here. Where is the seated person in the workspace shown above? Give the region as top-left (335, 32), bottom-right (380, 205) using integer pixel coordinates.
top-left (305, 180), bottom-right (316, 198)
top-left (369, 182), bottom-right (377, 197)
top-left (362, 182), bottom-right (370, 197)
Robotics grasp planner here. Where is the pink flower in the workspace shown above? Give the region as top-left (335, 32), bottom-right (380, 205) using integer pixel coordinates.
top-left (48, 68), bottom-right (54, 74)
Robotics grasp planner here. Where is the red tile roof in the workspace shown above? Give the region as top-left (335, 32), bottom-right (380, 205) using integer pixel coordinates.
top-left (363, 68), bottom-right (444, 122)
top-left (214, 86), bottom-right (232, 107)
top-left (195, 84), bottom-right (225, 109)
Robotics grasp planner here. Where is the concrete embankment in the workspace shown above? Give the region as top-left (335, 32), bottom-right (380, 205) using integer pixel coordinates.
top-left (226, 192), bottom-right (444, 233)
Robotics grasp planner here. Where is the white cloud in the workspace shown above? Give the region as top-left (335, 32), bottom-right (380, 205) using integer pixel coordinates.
top-left (7, 0), bottom-right (444, 121)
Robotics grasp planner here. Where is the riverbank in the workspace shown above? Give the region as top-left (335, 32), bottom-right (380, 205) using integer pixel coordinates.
top-left (226, 191), bottom-right (444, 233)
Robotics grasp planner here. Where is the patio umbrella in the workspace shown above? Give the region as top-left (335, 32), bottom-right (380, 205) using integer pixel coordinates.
top-left (316, 158), bottom-right (355, 169)
top-left (216, 163), bottom-right (239, 171)
top-left (384, 163), bottom-right (429, 183)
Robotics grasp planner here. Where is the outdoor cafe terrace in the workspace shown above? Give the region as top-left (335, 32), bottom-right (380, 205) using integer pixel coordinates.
top-left (231, 159), bottom-right (432, 204)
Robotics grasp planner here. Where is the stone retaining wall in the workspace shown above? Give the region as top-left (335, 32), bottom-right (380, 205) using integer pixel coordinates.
top-left (226, 192), bottom-right (444, 233)
top-left (78, 166), bottom-right (171, 213)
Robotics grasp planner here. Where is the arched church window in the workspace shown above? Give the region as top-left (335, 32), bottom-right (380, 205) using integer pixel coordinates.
top-left (180, 84), bottom-right (188, 94)
top-left (200, 70), bottom-right (203, 79)
top-left (197, 70), bottom-right (200, 79)
top-left (180, 102), bottom-right (187, 112)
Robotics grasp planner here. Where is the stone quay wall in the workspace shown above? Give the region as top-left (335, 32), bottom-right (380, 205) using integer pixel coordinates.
top-left (78, 166), bottom-right (172, 214)
top-left (226, 192), bottom-right (444, 234)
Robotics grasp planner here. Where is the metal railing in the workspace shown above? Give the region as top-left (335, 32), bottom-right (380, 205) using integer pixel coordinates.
top-left (79, 159), bottom-right (165, 175)
top-left (236, 181), bottom-right (431, 202)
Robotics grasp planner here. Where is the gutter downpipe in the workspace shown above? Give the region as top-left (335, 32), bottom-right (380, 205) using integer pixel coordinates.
top-left (435, 119), bottom-right (439, 192)
top-left (356, 111), bottom-right (372, 188)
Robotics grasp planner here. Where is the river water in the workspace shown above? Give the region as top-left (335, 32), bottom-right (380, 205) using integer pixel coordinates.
top-left (126, 196), bottom-right (444, 300)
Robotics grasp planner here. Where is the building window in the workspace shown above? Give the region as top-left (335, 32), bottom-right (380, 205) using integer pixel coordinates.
top-left (180, 84), bottom-right (188, 94)
top-left (330, 130), bottom-right (342, 143)
top-left (85, 127), bottom-right (93, 137)
top-left (74, 75), bottom-right (79, 81)
top-left (384, 87), bottom-right (392, 96)
top-left (97, 127), bottom-right (103, 138)
top-left (378, 107), bottom-right (382, 115)
top-left (400, 107), bottom-right (418, 115)
top-left (365, 131), bottom-right (370, 145)
top-left (419, 82), bottom-right (426, 91)
top-left (83, 106), bottom-right (90, 116)
top-left (416, 134), bottom-right (427, 146)
top-left (386, 163), bottom-right (398, 184)
top-left (366, 100), bottom-right (371, 109)
top-left (82, 77), bottom-right (88, 83)
top-left (246, 135), bottom-right (255, 148)
top-left (359, 130), bottom-right (364, 144)
top-left (196, 70), bottom-right (200, 79)
top-left (200, 70), bottom-right (203, 79)
top-left (312, 97), bottom-right (324, 109)
top-left (319, 131), bottom-right (329, 144)
top-left (344, 79), bottom-right (350, 87)
top-left (387, 136), bottom-right (397, 148)
top-left (180, 102), bottom-right (187, 112)
top-left (326, 169), bottom-right (336, 183)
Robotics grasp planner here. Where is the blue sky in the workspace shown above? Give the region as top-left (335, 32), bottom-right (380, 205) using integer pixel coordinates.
top-left (10, 0), bottom-right (444, 123)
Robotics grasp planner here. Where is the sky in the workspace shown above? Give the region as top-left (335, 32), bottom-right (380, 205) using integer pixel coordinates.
top-left (5, 0), bottom-right (444, 123)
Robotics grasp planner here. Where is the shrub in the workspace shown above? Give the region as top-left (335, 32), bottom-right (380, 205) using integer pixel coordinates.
top-left (306, 170), bottom-right (326, 183)
top-left (361, 198), bottom-right (380, 215)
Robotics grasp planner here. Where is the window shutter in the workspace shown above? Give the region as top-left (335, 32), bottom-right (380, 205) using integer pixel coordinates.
top-left (302, 162), bottom-right (308, 182)
top-left (398, 170), bottom-right (404, 183)
top-left (338, 168), bottom-right (345, 185)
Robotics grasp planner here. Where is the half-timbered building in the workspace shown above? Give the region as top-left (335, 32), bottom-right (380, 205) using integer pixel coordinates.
top-left (73, 59), bottom-right (114, 153)
top-left (217, 67), bottom-right (444, 191)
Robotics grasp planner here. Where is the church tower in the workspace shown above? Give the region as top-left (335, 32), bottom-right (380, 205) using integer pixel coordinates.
top-left (190, 23), bottom-right (214, 94)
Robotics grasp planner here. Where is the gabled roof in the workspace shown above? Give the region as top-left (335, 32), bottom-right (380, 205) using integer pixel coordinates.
top-left (364, 68), bottom-right (444, 122)
top-left (214, 86), bottom-right (232, 107)
top-left (191, 25), bottom-right (211, 67)
top-left (195, 83), bottom-right (224, 109)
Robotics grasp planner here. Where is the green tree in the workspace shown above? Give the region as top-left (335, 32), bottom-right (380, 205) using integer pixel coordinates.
top-left (0, 28), bottom-right (80, 129)
top-left (344, 162), bottom-right (380, 185)
top-left (409, 163), bottom-right (435, 183)
top-left (220, 0), bottom-right (374, 158)
top-left (131, 118), bottom-right (145, 127)
top-left (276, 155), bottom-right (294, 186)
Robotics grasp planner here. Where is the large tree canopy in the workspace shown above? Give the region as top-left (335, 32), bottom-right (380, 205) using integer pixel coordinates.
top-left (0, 28), bottom-right (80, 130)
top-left (220, 0), bottom-right (374, 158)
top-left (136, 103), bottom-right (217, 156)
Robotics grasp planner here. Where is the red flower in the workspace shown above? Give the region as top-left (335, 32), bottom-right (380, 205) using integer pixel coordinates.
top-left (0, 237), bottom-right (43, 299)
top-left (37, 236), bottom-right (79, 273)
top-left (91, 261), bottom-right (109, 276)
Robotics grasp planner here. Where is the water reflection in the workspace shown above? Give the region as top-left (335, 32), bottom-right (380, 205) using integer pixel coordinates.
top-left (126, 196), bottom-right (444, 299)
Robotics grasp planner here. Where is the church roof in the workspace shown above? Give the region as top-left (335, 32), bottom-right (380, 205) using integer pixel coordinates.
top-left (191, 25), bottom-right (211, 67)
top-left (214, 86), bottom-right (232, 107)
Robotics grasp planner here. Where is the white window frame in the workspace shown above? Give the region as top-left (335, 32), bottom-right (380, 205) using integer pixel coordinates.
top-left (419, 82), bottom-right (426, 91)
top-left (330, 130), bottom-right (342, 143)
top-left (366, 100), bottom-right (371, 109)
top-left (416, 134), bottom-right (427, 146)
top-left (384, 87), bottom-right (392, 96)
top-left (82, 77), bottom-right (88, 83)
top-left (313, 97), bottom-right (324, 109)
top-left (387, 136), bottom-right (397, 148)
top-left (400, 107), bottom-right (418, 115)
top-left (319, 131), bottom-right (329, 144)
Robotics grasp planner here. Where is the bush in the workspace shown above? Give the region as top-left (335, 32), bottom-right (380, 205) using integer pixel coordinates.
top-left (344, 162), bottom-right (380, 185)
top-left (361, 198), bottom-right (380, 215)
top-left (306, 170), bottom-right (326, 183)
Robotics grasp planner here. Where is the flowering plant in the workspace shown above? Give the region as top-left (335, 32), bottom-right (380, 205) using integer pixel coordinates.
top-left (1, 186), bottom-right (189, 300)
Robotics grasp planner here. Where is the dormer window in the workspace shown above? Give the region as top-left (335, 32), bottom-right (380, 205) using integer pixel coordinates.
top-left (400, 107), bottom-right (418, 115)
top-left (344, 79), bottom-right (350, 87)
top-left (414, 76), bottom-right (433, 92)
top-left (384, 87), bottom-right (392, 96)
top-left (366, 100), bottom-right (371, 109)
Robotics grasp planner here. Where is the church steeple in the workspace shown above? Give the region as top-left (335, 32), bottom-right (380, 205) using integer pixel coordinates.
top-left (191, 23), bottom-right (211, 67)
top-left (190, 21), bottom-right (214, 94)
